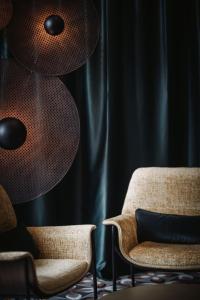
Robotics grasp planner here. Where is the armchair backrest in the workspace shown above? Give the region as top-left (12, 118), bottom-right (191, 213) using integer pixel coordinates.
top-left (122, 167), bottom-right (200, 216)
top-left (0, 185), bottom-right (17, 232)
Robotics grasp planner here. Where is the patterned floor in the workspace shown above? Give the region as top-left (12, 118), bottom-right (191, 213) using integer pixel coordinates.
top-left (50, 271), bottom-right (200, 300)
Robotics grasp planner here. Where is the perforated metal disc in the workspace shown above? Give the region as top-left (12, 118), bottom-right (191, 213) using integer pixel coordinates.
top-left (0, 60), bottom-right (80, 204)
top-left (7, 0), bottom-right (99, 75)
top-left (0, 0), bottom-right (13, 30)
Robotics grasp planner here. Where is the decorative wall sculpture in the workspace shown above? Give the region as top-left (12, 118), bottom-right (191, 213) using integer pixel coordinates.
top-left (0, 0), bottom-right (13, 30)
top-left (0, 60), bottom-right (80, 203)
top-left (7, 0), bottom-right (99, 75)
top-left (0, 0), bottom-right (99, 203)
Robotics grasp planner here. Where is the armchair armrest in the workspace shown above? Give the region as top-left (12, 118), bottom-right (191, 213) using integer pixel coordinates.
top-left (103, 214), bottom-right (138, 260)
top-left (0, 251), bottom-right (33, 261)
top-left (28, 225), bottom-right (96, 264)
top-left (0, 252), bottom-right (36, 296)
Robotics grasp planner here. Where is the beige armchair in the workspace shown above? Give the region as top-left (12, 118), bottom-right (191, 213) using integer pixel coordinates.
top-left (0, 186), bottom-right (97, 299)
top-left (103, 167), bottom-right (200, 290)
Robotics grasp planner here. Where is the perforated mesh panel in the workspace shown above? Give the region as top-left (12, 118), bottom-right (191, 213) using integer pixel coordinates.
top-left (7, 0), bottom-right (99, 75)
top-left (0, 60), bottom-right (80, 204)
top-left (0, 0), bottom-right (13, 30)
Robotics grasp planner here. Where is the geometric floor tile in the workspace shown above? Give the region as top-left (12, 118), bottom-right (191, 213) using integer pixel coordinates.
top-left (49, 271), bottom-right (200, 299)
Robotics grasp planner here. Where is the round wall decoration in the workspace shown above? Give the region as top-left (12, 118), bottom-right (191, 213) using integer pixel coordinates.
top-left (0, 0), bottom-right (13, 30)
top-left (0, 60), bottom-right (80, 204)
top-left (7, 0), bottom-right (99, 75)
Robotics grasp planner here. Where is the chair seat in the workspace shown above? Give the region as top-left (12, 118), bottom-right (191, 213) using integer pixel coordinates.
top-left (129, 241), bottom-right (200, 269)
top-left (35, 259), bottom-right (88, 295)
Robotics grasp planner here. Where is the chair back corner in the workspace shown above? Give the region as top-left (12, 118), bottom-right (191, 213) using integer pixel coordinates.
top-left (122, 167), bottom-right (200, 216)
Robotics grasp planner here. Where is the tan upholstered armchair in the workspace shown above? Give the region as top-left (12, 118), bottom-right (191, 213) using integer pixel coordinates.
top-left (103, 167), bottom-right (200, 291)
top-left (0, 186), bottom-right (97, 299)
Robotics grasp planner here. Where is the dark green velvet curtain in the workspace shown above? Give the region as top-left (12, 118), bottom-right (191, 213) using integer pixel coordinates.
top-left (13, 0), bottom-right (200, 277)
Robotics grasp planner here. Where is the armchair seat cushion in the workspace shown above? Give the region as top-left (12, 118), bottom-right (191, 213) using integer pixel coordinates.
top-left (129, 241), bottom-right (200, 269)
top-left (35, 259), bottom-right (88, 295)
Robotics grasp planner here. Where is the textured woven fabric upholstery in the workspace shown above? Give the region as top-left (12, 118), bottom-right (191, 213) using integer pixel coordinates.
top-left (28, 225), bottom-right (94, 263)
top-left (0, 225), bottom-right (95, 296)
top-left (103, 167), bottom-right (200, 269)
top-left (129, 242), bottom-right (200, 269)
top-left (28, 225), bottom-right (96, 294)
top-left (123, 168), bottom-right (200, 216)
top-left (0, 186), bottom-right (96, 297)
top-left (0, 185), bottom-right (17, 233)
top-left (0, 252), bottom-right (91, 296)
top-left (35, 259), bottom-right (88, 295)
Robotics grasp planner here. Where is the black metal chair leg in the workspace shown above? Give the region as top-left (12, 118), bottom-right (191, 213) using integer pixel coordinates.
top-left (112, 226), bottom-right (117, 292)
top-left (130, 264), bottom-right (135, 287)
top-left (25, 259), bottom-right (31, 300)
top-left (92, 231), bottom-right (98, 299)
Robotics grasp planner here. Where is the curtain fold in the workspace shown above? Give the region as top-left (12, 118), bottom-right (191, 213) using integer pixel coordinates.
top-left (6, 0), bottom-right (200, 277)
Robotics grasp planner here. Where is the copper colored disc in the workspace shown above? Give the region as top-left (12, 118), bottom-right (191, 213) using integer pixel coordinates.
top-left (7, 0), bottom-right (99, 75)
top-left (0, 60), bottom-right (80, 204)
top-left (0, 0), bottom-right (13, 30)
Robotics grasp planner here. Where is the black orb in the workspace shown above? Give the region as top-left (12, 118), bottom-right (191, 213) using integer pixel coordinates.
top-left (44, 15), bottom-right (65, 36)
top-left (0, 117), bottom-right (27, 150)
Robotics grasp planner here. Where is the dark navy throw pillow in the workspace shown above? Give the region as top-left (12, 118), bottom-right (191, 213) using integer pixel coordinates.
top-left (135, 208), bottom-right (200, 244)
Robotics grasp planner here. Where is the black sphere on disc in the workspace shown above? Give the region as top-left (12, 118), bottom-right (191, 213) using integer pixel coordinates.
top-left (0, 117), bottom-right (27, 150)
top-left (44, 15), bottom-right (65, 36)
